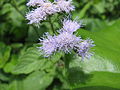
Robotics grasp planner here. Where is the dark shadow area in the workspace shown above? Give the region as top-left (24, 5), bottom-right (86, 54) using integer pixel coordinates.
top-left (46, 78), bottom-right (62, 90)
top-left (68, 67), bottom-right (93, 86)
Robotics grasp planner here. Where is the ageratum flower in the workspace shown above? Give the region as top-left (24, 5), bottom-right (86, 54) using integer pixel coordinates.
top-left (55, 32), bottom-right (82, 53)
top-left (26, 2), bottom-right (59, 24)
top-left (55, 0), bottom-right (75, 13)
top-left (62, 19), bottom-right (81, 33)
top-left (26, 0), bottom-right (75, 24)
top-left (27, 0), bottom-right (45, 7)
top-left (42, 2), bottom-right (59, 14)
top-left (75, 39), bottom-right (95, 60)
top-left (39, 33), bottom-right (57, 57)
top-left (39, 18), bottom-right (94, 59)
top-left (26, 8), bottom-right (47, 24)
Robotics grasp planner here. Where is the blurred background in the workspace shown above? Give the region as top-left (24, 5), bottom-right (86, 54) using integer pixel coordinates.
top-left (0, 0), bottom-right (120, 90)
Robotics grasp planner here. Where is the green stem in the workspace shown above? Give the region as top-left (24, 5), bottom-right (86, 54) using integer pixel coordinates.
top-left (63, 54), bottom-right (70, 84)
top-left (64, 55), bottom-right (70, 70)
top-left (48, 17), bottom-right (57, 35)
top-left (32, 25), bottom-right (41, 38)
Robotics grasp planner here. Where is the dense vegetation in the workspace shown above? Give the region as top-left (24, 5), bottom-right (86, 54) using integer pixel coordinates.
top-left (0, 0), bottom-right (120, 90)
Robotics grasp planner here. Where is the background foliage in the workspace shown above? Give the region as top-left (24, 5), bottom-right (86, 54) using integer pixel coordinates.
top-left (0, 0), bottom-right (120, 90)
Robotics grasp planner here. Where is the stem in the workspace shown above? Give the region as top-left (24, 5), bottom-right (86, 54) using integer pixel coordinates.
top-left (48, 17), bottom-right (57, 35)
top-left (64, 55), bottom-right (70, 70)
top-left (32, 25), bottom-right (41, 38)
top-left (63, 54), bottom-right (70, 84)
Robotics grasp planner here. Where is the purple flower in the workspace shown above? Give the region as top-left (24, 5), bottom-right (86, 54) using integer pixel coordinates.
top-left (62, 19), bottom-right (81, 33)
top-left (75, 39), bottom-right (95, 60)
top-left (55, 32), bottom-right (82, 53)
top-left (39, 32), bottom-right (94, 59)
top-left (26, 2), bottom-right (59, 24)
top-left (26, 0), bottom-right (75, 24)
top-left (26, 8), bottom-right (47, 24)
top-left (39, 33), bottom-right (57, 57)
top-left (27, 0), bottom-right (46, 7)
top-left (55, 0), bottom-right (75, 13)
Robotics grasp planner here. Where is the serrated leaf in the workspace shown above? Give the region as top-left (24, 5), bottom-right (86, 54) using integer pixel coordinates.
top-left (12, 47), bottom-right (63, 74)
top-left (12, 47), bottom-right (43, 74)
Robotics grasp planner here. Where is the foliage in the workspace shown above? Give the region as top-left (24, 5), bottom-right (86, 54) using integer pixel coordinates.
top-left (0, 0), bottom-right (120, 90)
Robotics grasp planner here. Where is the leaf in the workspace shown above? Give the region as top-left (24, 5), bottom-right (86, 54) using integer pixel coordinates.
top-left (12, 47), bottom-right (43, 74)
top-left (3, 55), bottom-right (18, 73)
top-left (0, 70), bottom-right (11, 81)
top-left (12, 47), bottom-right (63, 74)
top-left (8, 80), bottom-right (24, 90)
top-left (0, 42), bottom-right (11, 68)
top-left (73, 2), bottom-right (92, 19)
top-left (65, 19), bottom-right (120, 89)
top-left (0, 83), bottom-right (9, 90)
top-left (23, 71), bottom-right (54, 90)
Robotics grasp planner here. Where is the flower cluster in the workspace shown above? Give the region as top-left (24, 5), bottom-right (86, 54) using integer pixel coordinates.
top-left (26, 0), bottom-right (95, 59)
top-left (39, 19), bottom-right (94, 59)
top-left (26, 0), bottom-right (75, 24)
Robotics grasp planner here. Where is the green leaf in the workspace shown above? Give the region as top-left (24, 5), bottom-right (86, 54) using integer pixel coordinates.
top-left (23, 71), bottom-right (54, 90)
top-left (0, 83), bottom-right (9, 90)
top-left (4, 55), bottom-right (18, 73)
top-left (66, 19), bottom-right (120, 89)
top-left (12, 47), bottom-right (63, 74)
top-left (12, 47), bottom-right (43, 74)
top-left (8, 80), bottom-right (24, 90)
top-left (0, 42), bottom-right (11, 68)
top-left (73, 2), bottom-right (92, 18)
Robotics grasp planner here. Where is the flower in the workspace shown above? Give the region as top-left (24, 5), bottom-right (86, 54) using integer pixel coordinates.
top-left (55, 0), bottom-right (75, 13)
top-left (55, 32), bottom-right (82, 53)
top-left (39, 31), bottom-right (94, 59)
top-left (41, 2), bottom-right (59, 14)
top-left (26, 2), bottom-right (59, 24)
top-left (75, 39), bottom-right (95, 60)
top-left (26, 8), bottom-right (47, 24)
top-left (62, 19), bottom-right (81, 33)
top-left (26, 0), bottom-right (75, 24)
top-left (26, 0), bottom-right (45, 7)
top-left (39, 33), bottom-right (57, 57)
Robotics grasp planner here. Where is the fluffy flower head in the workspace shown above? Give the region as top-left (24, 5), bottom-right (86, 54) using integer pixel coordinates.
top-left (55, 0), bottom-right (75, 13)
top-left (39, 33), bottom-right (57, 57)
top-left (27, 0), bottom-right (45, 7)
top-left (55, 32), bottom-right (81, 53)
top-left (76, 39), bottom-right (95, 59)
top-left (26, 8), bottom-right (47, 24)
top-left (62, 19), bottom-right (81, 33)
top-left (42, 2), bottom-right (59, 14)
